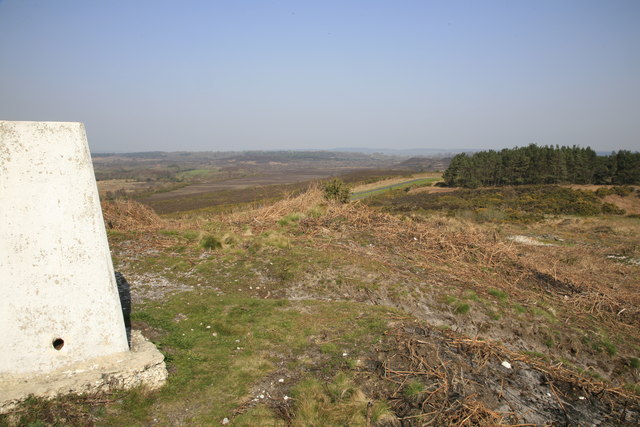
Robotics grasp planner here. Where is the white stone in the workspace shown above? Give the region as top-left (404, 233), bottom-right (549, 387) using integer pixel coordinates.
top-left (0, 121), bottom-right (128, 375)
top-left (501, 361), bottom-right (512, 369)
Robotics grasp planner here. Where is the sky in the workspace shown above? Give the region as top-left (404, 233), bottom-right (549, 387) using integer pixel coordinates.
top-left (0, 0), bottom-right (639, 153)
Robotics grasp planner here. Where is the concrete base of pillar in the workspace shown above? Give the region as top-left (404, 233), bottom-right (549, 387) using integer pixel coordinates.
top-left (0, 331), bottom-right (167, 414)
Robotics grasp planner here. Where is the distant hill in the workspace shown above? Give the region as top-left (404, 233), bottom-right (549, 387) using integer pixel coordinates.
top-left (330, 147), bottom-right (478, 156)
top-left (395, 156), bottom-right (452, 171)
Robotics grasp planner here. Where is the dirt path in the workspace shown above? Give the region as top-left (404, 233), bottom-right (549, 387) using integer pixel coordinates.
top-left (351, 175), bottom-right (442, 200)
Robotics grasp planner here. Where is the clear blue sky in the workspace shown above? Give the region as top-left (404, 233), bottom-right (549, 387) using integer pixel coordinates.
top-left (1, 0), bottom-right (638, 152)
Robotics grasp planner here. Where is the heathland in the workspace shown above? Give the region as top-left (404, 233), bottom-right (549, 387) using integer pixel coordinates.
top-left (2, 149), bottom-right (639, 426)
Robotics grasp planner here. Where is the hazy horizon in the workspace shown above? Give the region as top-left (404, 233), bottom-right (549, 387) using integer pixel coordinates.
top-left (1, 1), bottom-right (639, 153)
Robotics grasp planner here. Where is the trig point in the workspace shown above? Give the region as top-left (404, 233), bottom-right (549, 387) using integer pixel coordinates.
top-left (0, 121), bottom-right (166, 412)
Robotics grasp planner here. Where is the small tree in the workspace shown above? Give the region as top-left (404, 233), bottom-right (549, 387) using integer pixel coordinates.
top-left (323, 178), bottom-right (351, 203)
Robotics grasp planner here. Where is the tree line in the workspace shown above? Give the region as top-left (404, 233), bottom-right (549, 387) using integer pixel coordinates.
top-left (443, 144), bottom-right (640, 188)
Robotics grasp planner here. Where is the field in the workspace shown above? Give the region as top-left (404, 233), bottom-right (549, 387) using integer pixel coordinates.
top-left (94, 151), bottom-right (426, 214)
top-left (3, 158), bottom-right (639, 426)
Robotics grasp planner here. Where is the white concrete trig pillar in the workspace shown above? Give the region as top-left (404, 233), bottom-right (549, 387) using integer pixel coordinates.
top-left (0, 120), bottom-right (129, 375)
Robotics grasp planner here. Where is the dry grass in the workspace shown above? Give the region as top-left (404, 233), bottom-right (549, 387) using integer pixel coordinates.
top-left (379, 318), bottom-right (640, 426)
top-left (101, 199), bottom-right (165, 231)
top-left (209, 187), bottom-right (640, 375)
top-left (92, 185), bottom-right (640, 424)
top-left (209, 186), bottom-right (640, 324)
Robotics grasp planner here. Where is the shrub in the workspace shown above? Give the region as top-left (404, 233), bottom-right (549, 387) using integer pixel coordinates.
top-left (595, 186), bottom-right (634, 198)
top-left (323, 179), bottom-right (351, 203)
top-left (602, 202), bottom-right (625, 215)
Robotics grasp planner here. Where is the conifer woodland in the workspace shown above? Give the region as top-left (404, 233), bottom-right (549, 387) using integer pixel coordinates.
top-left (443, 144), bottom-right (640, 188)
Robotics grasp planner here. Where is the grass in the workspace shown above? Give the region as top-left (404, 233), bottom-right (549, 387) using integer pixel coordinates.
top-left (277, 373), bottom-right (393, 426)
top-left (8, 181), bottom-right (640, 425)
top-left (581, 333), bottom-right (618, 357)
top-left (462, 289), bottom-right (479, 301)
top-left (4, 283), bottom-right (397, 425)
top-left (625, 383), bottom-right (640, 396)
top-left (523, 351), bottom-right (550, 361)
top-left (602, 339), bottom-right (618, 356)
top-left (403, 380), bottom-right (426, 400)
top-left (351, 177), bottom-right (441, 200)
top-left (455, 303), bottom-right (471, 315)
top-left (200, 234), bottom-right (222, 249)
top-left (530, 306), bottom-right (556, 322)
top-left (278, 212), bottom-right (306, 226)
top-left (488, 288), bottom-right (509, 301)
top-left (512, 304), bottom-right (527, 314)
top-left (260, 230), bottom-right (291, 249)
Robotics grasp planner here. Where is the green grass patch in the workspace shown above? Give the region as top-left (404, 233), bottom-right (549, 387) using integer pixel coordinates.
top-left (488, 288), bottom-right (509, 301)
top-left (403, 380), bottom-right (426, 400)
top-left (443, 295), bottom-right (457, 305)
top-left (200, 234), bottom-right (222, 250)
top-left (523, 351), bottom-right (550, 361)
top-left (512, 303), bottom-right (527, 314)
top-left (5, 291), bottom-right (397, 426)
top-left (462, 290), bottom-right (479, 301)
top-left (602, 339), bottom-right (617, 356)
top-left (530, 306), bottom-right (556, 321)
top-left (455, 303), bottom-right (471, 315)
top-left (487, 310), bottom-right (501, 320)
top-left (278, 212), bottom-right (306, 226)
top-left (625, 383), bottom-right (640, 395)
top-left (351, 177), bottom-right (441, 200)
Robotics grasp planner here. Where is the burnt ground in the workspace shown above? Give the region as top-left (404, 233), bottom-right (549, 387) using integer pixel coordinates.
top-left (371, 321), bottom-right (639, 426)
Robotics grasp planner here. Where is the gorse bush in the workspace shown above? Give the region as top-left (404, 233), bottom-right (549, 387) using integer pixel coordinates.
top-left (323, 179), bottom-right (351, 203)
top-left (595, 186), bottom-right (635, 198)
top-left (368, 185), bottom-right (627, 222)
